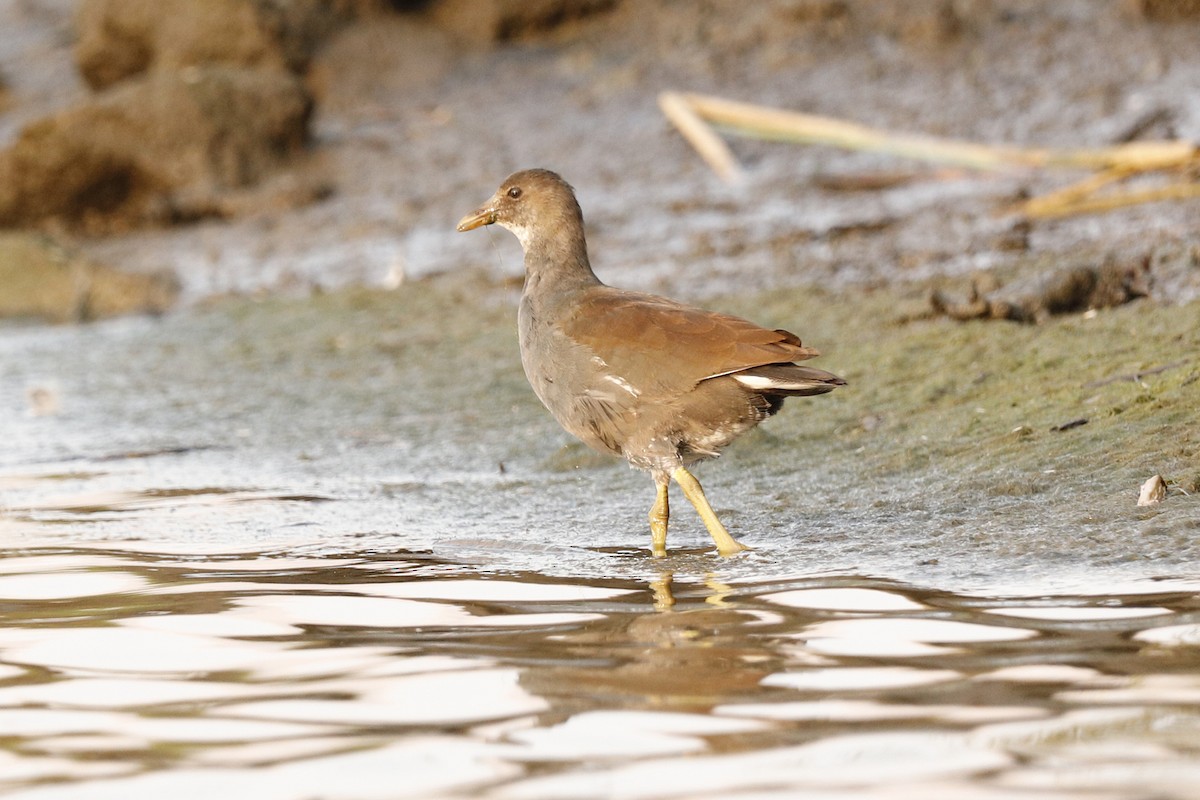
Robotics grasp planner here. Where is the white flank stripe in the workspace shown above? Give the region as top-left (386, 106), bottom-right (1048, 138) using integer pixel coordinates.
top-left (604, 374), bottom-right (640, 397)
top-left (732, 375), bottom-right (779, 390)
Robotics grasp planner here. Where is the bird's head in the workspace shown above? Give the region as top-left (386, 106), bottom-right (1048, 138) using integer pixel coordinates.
top-left (456, 169), bottom-right (584, 253)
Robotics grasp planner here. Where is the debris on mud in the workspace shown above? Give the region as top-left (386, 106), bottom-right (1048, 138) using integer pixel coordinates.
top-left (24, 384), bottom-right (61, 417)
top-left (928, 256), bottom-right (1152, 324)
top-left (1138, 474), bottom-right (1167, 506)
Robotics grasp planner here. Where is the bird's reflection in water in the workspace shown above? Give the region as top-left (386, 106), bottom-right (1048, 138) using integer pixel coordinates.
top-left (518, 572), bottom-right (783, 714)
top-left (650, 571), bottom-right (736, 611)
top-left (650, 571), bottom-right (675, 611)
top-left (703, 574), bottom-right (735, 607)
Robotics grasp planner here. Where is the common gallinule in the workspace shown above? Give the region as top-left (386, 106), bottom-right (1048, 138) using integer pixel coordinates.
top-left (458, 169), bottom-right (844, 556)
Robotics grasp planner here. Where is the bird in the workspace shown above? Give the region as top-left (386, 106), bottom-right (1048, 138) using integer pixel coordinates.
top-left (457, 169), bottom-right (845, 556)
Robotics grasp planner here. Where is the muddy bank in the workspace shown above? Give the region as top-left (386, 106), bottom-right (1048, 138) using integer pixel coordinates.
top-left (3, 0), bottom-right (1198, 305)
top-left (2, 271), bottom-right (1196, 590)
top-left (1, 1), bottom-right (1198, 584)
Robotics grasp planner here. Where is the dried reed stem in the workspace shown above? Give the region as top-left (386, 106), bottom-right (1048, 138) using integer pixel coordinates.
top-left (659, 92), bottom-right (1200, 218)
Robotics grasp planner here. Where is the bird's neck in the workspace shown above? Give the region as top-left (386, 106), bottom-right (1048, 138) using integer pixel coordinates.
top-left (522, 228), bottom-right (601, 294)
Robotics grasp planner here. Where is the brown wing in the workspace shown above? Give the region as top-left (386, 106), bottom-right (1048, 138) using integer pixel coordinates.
top-left (563, 287), bottom-right (820, 394)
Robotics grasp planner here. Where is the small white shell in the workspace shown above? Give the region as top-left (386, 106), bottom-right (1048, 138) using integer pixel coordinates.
top-left (1137, 474), bottom-right (1167, 506)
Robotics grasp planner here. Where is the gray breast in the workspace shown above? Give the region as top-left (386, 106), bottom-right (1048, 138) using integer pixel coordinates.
top-left (518, 296), bottom-right (640, 456)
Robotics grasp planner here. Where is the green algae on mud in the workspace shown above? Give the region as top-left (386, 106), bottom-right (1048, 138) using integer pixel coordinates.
top-left (219, 271), bottom-right (1200, 563)
top-left (0, 232), bottom-right (179, 323)
top-left (713, 281), bottom-right (1200, 571)
top-left (722, 282), bottom-right (1200, 491)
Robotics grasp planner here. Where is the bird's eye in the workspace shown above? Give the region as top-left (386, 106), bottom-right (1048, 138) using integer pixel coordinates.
top-left (507, 187), bottom-right (522, 199)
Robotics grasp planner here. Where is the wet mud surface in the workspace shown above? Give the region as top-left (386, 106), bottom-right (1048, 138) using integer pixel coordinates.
top-left (3, 278), bottom-right (1198, 590)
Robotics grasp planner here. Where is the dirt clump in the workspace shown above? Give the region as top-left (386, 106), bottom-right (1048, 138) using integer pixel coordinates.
top-left (0, 67), bottom-right (312, 231)
top-left (75, 0), bottom-right (349, 90)
top-left (800, 0), bottom-right (965, 41)
top-left (0, 0), bottom-right (355, 233)
top-left (1128, 0), bottom-right (1200, 20)
top-left (0, 232), bottom-right (178, 322)
top-left (929, 256), bottom-right (1153, 323)
top-left (430, 0), bottom-right (619, 42)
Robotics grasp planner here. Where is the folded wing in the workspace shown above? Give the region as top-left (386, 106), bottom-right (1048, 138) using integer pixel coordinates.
top-left (565, 287), bottom-right (842, 396)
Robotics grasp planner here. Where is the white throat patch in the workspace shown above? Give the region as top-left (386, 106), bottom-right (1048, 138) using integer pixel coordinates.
top-left (498, 220), bottom-right (534, 251)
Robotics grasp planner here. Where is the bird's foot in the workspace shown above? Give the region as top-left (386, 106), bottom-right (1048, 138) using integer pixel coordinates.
top-left (715, 537), bottom-right (753, 556)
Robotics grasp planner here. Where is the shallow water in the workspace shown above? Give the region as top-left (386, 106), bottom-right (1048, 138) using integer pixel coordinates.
top-left (0, 544), bottom-right (1198, 799)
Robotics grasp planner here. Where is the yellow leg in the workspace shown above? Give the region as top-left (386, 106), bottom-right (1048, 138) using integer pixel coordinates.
top-left (672, 467), bottom-right (751, 556)
top-left (648, 480), bottom-right (669, 557)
